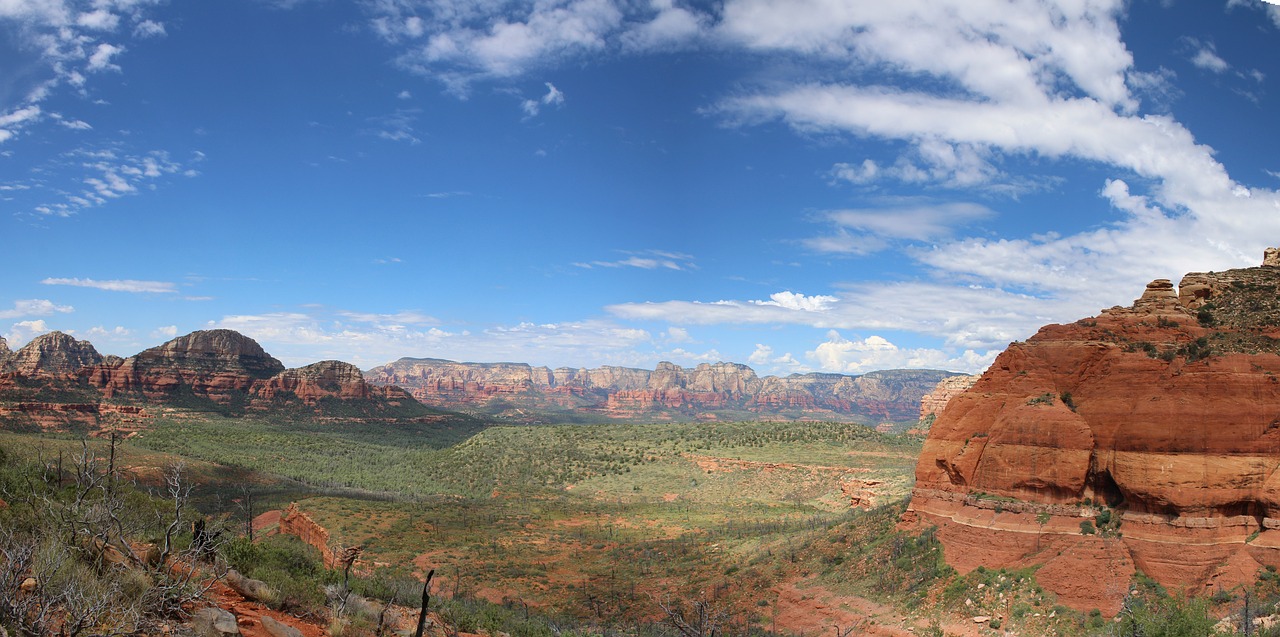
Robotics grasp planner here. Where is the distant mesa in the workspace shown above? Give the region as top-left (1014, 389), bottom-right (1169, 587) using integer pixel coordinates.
top-left (365, 357), bottom-right (957, 423)
top-left (904, 248), bottom-right (1280, 615)
top-left (0, 328), bottom-right (429, 431)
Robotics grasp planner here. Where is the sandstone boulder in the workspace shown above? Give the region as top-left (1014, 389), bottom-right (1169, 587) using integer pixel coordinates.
top-left (260, 616), bottom-right (303, 637)
top-left (191, 607), bottom-right (240, 637)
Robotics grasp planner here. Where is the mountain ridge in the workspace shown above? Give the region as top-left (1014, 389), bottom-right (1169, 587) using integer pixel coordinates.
top-left (366, 356), bottom-right (961, 423)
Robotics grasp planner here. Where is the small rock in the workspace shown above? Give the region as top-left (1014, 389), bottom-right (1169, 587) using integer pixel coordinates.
top-left (972, 616), bottom-right (991, 624)
top-left (191, 607), bottom-right (241, 637)
top-left (19, 577), bottom-right (37, 593)
top-left (261, 616), bottom-right (304, 637)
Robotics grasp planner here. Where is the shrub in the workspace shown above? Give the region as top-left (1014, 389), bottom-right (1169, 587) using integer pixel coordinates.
top-left (1079, 520), bottom-right (1096, 535)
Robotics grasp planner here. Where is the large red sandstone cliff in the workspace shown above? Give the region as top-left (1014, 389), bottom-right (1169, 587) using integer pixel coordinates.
top-left (905, 256), bottom-right (1280, 614)
top-left (367, 358), bottom-right (952, 422)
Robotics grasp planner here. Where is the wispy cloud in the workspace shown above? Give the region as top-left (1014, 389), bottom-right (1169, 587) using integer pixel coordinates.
top-left (364, 0), bottom-right (714, 92)
top-left (42, 277), bottom-right (177, 293)
top-left (573, 249), bottom-right (696, 271)
top-left (17, 147), bottom-right (198, 217)
top-left (803, 202), bottom-right (995, 255)
top-left (521, 82), bottom-right (565, 117)
top-left (0, 299), bottom-right (74, 320)
top-left (369, 109), bottom-right (421, 144)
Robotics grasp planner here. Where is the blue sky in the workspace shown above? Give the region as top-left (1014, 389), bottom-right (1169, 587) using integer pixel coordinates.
top-left (2, 0), bottom-right (1279, 375)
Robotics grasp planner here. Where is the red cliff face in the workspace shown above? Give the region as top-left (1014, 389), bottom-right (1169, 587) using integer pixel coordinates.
top-left (367, 358), bottom-right (952, 422)
top-left (906, 258), bottom-right (1280, 613)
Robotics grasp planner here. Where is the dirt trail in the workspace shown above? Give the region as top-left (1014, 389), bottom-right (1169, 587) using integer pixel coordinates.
top-left (770, 580), bottom-right (983, 637)
top-left (209, 579), bottom-right (328, 637)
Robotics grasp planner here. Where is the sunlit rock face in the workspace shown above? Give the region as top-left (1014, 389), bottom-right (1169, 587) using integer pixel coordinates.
top-left (905, 250), bottom-right (1280, 614)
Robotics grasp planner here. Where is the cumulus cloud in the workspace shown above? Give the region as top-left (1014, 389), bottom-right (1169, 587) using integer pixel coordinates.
top-left (807, 331), bottom-right (996, 375)
top-left (0, 299), bottom-right (74, 319)
top-left (42, 277), bottom-right (177, 293)
top-left (4, 320), bottom-right (52, 347)
top-left (152, 325), bottom-right (178, 339)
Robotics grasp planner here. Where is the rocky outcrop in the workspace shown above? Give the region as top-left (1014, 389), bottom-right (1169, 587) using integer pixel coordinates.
top-left (0, 329), bottom-right (427, 429)
top-left (10, 331), bottom-right (103, 376)
top-left (918, 375), bottom-right (979, 422)
top-left (905, 250), bottom-right (1280, 613)
top-left (368, 358), bottom-right (953, 422)
top-left (0, 337), bottom-right (12, 372)
top-left (89, 330), bottom-right (285, 403)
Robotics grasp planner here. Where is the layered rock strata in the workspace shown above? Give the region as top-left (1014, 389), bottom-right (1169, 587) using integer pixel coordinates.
top-left (0, 329), bottom-right (425, 429)
top-left (917, 374), bottom-right (979, 422)
top-left (367, 358), bottom-right (953, 422)
top-left (905, 253), bottom-right (1280, 613)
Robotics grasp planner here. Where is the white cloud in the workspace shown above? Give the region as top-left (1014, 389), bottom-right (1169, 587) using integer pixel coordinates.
top-left (152, 325), bottom-right (178, 339)
top-left (86, 42), bottom-right (125, 72)
top-left (663, 326), bottom-right (690, 343)
top-left (609, 280), bottom-right (1084, 353)
top-left (133, 20), bottom-right (165, 38)
top-left (208, 310), bottom-right (653, 369)
top-left (76, 9), bottom-right (120, 31)
top-left (748, 343), bottom-right (805, 373)
top-left (5, 320), bottom-right (51, 347)
top-left (0, 105), bottom-right (43, 144)
top-left (367, 0), bottom-right (715, 90)
top-left (521, 81), bottom-right (565, 117)
top-left (41, 277), bottom-right (177, 293)
top-left (370, 109), bottom-right (421, 144)
top-left (752, 291), bottom-right (836, 312)
top-left (621, 0), bottom-right (704, 51)
top-left (808, 331), bottom-right (995, 375)
top-left (85, 325), bottom-right (131, 338)
top-left (0, 299), bottom-right (74, 319)
top-left (573, 249), bottom-right (695, 271)
top-left (1187, 39), bottom-right (1229, 73)
top-left (25, 148), bottom-right (191, 217)
top-left (804, 201), bottom-right (995, 255)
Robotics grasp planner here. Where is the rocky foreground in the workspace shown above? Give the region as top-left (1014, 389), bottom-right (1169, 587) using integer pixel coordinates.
top-left (366, 358), bottom-right (958, 423)
top-left (905, 252), bottom-right (1280, 614)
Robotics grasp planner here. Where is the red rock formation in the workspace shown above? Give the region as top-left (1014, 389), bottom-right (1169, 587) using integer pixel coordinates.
top-left (0, 336), bottom-right (12, 372)
top-left (367, 358), bottom-right (952, 422)
top-left (278, 503), bottom-right (338, 569)
top-left (11, 331), bottom-right (104, 376)
top-left (1, 329), bottom-right (425, 429)
top-left (917, 375), bottom-right (978, 422)
top-left (89, 329), bottom-right (285, 403)
top-left (906, 254), bottom-right (1280, 613)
